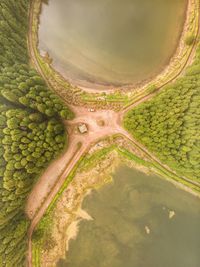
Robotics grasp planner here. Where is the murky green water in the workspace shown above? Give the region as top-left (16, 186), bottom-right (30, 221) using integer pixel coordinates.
top-left (57, 166), bottom-right (200, 267)
top-left (39, 0), bottom-right (187, 88)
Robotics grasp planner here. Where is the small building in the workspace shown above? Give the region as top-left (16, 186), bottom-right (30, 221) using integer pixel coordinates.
top-left (78, 123), bottom-right (88, 134)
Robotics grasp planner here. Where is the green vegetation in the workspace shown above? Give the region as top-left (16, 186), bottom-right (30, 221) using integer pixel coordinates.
top-left (185, 34), bottom-right (196, 46)
top-left (0, 1), bottom-right (73, 266)
top-left (32, 210), bottom-right (55, 267)
top-left (124, 44), bottom-right (200, 181)
top-left (32, 211), bottom-right (55, 267)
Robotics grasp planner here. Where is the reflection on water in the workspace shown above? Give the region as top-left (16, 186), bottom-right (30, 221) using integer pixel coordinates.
top-left (57, 166), bottom-right (200, 267)
top-left (39, 0), bottom-right (187, 87)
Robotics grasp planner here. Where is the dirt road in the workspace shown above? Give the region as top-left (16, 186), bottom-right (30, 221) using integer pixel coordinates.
top-left (26, 105), bottom-right (200, 267)
top-left (26, 108), bottom-right (122, 219)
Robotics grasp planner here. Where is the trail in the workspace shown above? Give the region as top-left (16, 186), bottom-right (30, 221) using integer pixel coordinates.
top-left (26, 107), bottom-right (200, 267)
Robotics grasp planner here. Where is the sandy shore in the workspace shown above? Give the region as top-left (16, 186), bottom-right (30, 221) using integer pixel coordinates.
top-left (40, 151), bottom-right (120, 267)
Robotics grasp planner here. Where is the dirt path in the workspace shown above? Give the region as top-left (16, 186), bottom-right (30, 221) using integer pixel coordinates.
top-left (26, 106), bottom-right (200, 221)
top-left (25, 108), bottom-right (122, 219)
top-left (26, 108), bottom-right (125, 266)
top-left (26, 106), bottom-right (200, 267)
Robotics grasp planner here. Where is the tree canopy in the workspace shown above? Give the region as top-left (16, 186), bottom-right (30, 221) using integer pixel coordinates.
top-left (0, 1), bottom-right (73, 266)
top-left (124, 45), bottom-right (200, 180)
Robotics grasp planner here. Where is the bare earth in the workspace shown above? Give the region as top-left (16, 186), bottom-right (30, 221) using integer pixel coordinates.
top-left (25, 107), bottom-right (124, 219)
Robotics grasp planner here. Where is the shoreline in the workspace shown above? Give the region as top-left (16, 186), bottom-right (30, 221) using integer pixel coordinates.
top-left (39, 0), bottom-right (188, 92)
top-left (30, 0), bottom-right (199, 100)
top-left (38, 142), bottom-right (200, 267)
top-left (39, 152), bottom-right (120, 267)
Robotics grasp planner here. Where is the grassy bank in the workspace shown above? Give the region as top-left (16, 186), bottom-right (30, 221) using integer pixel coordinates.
top-left (32, 136), bottom-right (200, 266)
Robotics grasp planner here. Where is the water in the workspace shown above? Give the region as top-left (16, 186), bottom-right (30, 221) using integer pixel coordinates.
top-left (39, 0), bottom-right (187, 88)
top-left (57, 166), bottom-right (200, 267)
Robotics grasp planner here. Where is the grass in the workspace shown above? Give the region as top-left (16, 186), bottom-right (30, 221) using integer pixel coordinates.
top-left (78, 145), bottom-right (116, 171)
top-left (32, 243), bottom-right (40, 267)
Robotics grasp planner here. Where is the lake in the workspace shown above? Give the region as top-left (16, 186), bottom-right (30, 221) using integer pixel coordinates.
top-left (38, 0), bottom-right (187, 88)
top-left (57, 166), bottom-right (200, 267)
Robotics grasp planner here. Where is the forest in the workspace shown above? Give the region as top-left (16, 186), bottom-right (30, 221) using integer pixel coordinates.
top-left (124, 43), bottom-right (200, 181)
top-left (0, 1), bottom-right (73, 266)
